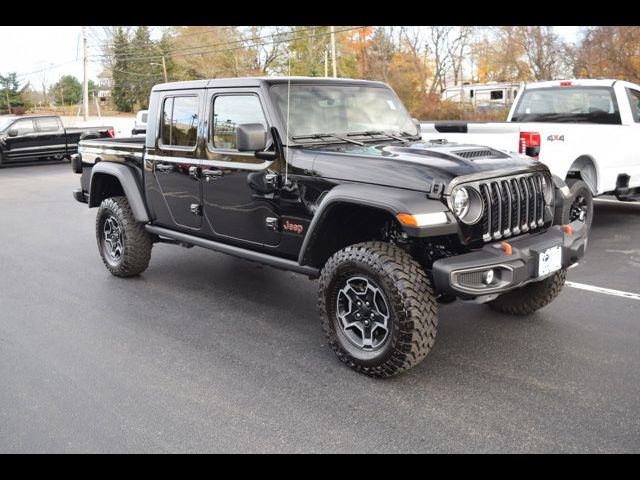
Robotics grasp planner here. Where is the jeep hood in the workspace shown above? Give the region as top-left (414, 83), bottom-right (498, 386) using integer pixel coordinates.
top-left (305, 140), bottom-right (544, 195)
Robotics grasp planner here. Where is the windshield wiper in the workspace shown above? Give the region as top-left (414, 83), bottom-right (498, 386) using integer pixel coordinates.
top-left (291, 133), bottom-right (365, 146)
top-left (347, 130), bottom-right (413, 143)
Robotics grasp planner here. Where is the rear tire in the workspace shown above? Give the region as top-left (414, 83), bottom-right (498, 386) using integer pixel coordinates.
top-left (488, 268), bottom-right (567, 315)
top-left (318, 241), bottom-right (438, 378)
top-left (96, 196), bottom-right (152, 277)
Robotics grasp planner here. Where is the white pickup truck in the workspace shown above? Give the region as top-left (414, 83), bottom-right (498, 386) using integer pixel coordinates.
top-left (421, 79), bottom-right (640, 211)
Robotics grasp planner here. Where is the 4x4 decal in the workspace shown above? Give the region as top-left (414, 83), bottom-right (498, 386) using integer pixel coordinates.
top-left (547, 134), bottom-right (565, 142)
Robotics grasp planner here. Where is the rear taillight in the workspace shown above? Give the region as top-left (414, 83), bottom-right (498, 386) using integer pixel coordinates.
top-left (560, 81), bottom-right (572, 86)
top-left (107, 128), bottom-right (115, 138)
top-left (519, 132), bottom-right (541, 159)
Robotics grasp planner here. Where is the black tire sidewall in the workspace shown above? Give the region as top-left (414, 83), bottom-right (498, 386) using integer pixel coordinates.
top-left (565, 179), bottom-right (594, 231)
top-left (323, 258), bottom-right (401, 367)
top-left (96, 201), bottom-right (126, 270)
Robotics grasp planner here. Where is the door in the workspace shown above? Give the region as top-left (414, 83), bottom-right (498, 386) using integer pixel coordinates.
top-left (147, 93), bottom-right (203, 230)
top-left (201, 91), bottom-right (280, 248)
top-left (34, 117), bottom-right (66, 157)
top-left (4, 118), bottom-right (38, 160)
top-left (624, 87), bottom-right (640, 188)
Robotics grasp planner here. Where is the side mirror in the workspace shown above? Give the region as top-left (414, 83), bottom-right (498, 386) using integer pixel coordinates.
top-left (8, 129), bottom-right (18, 137)
top-left (236, 123), bottom-right (267, 152)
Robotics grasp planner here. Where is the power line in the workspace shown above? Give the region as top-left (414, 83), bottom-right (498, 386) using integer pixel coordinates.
top-left (90, 26), bottom-right (330, 60)
top-left (92, 26), bottom-right (364, 62)
top-left (99, 64), bottom-right (165, 77)
top-left (15, 60), bottom-right (78, 78)
top-left (87, 26), bottom-right (237, 50)
top-left (172, 26), bottom-right (362, 60)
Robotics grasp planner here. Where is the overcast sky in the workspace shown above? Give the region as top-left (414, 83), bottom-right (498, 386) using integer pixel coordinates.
top-left (0, 26), bottom-right (582, 90)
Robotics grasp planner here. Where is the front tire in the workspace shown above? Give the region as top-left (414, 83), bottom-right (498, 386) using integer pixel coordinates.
top-left (564, 179), bottom-right (593, 232)
top-left (318, 241), bottom-right (438, 378)
top-left (96, 196), bottom-right (152, 277)
top-left (488, 268), bottom-right (567, 315)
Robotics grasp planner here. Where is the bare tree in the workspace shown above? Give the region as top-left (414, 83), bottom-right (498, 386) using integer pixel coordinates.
top-left (400, 26), bottom-right (430, 96)
top-left (447, 26), bottom-right (474, 86)
top-left (517, 26), bottom-right (563, 80)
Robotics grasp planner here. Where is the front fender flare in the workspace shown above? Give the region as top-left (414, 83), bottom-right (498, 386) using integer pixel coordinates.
top-left (298, 183), bottom-right (457, 266)
top-left (89, 162), bottom-right (149, 222)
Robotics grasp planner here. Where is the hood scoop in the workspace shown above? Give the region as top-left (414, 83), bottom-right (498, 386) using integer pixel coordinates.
top-left (451, 148), bottom-right (509, 160)
top-left (383, 143), bottom-right (510, 162)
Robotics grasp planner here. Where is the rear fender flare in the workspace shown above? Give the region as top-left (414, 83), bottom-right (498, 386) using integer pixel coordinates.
top-left (89, 162), bottom-right (149, 222)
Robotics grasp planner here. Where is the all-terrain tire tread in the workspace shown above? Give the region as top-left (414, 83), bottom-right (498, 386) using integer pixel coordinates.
top-left (488, 268), bottom-right (567, 315)
top-left (96, 196), bottom-right (152, 277)
top-left (318, 241), bottom-right (438, 378)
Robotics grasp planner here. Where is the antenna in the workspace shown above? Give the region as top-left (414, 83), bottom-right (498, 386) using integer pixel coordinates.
top-left (284, 52), bottom-right (291, 186)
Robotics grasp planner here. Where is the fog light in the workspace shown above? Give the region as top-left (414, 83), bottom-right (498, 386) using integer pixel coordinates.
top-left (482, 269), bottom-right (495, 285)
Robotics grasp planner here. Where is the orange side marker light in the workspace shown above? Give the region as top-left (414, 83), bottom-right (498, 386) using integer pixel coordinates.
top-left (561, 224), bottom-right (574, 235)
top-left (396, 213), bottom-right (418, 227)
top-left (500, 242), bottom-right (513, 255)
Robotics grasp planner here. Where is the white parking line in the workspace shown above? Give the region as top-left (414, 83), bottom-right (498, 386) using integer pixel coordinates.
top-left (565, 281), bottom-right (640, 301)
top-left (594, 198), bottom-right (640, 206)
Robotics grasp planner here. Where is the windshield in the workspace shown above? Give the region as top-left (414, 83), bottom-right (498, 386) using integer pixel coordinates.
top-left (0, 117), bottom-right (18, 131)
top-left (270, 84), bottom-right (418, 141)
top-left (512, 86), bottom-right (621, 124)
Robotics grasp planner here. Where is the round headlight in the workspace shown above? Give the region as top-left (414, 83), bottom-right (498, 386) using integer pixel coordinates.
top-left (541, 175), bottom-right (554, 205)
top-left (452, 187), bottom-right (483, 225)
top-left (453, 188), bottom-right (470, 218)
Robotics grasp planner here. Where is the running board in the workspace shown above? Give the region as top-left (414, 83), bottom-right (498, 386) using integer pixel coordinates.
top-left (145, 225), bottom-right (320, 278)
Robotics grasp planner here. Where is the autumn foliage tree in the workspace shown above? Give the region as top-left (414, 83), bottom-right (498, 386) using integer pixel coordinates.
top-left (574, 26), bottom-right (640, 83)
top-left (98, 25), bottom-right (638, 119)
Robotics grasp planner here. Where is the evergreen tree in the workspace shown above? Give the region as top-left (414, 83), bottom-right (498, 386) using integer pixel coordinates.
top-left (111, 26), bottom-right (133, 112)
top-left (49, 75), bottom-right (82, 106)
top-left (0, 72), bottom-right (22, 112)
top-left (130, 26), bottom-right (158, 109)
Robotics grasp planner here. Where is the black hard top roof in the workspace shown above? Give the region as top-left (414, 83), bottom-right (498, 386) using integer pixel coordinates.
top-left (151, 76), bottom-right (388, 92)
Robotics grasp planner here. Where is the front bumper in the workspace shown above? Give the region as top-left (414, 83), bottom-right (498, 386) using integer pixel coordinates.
top-left (432, 219), bottom-right (587, 299)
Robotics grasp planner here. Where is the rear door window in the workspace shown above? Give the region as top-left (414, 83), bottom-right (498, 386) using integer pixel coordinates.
top-left (160, 96), bottom-right (199, 148)
top-left (626, 88), bottom-right (640, 123)
top-left (36, 117), bottom-right (61, 132)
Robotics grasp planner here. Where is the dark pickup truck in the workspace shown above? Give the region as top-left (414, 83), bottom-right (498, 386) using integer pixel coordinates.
top-left (72, 77), bottom-right (590, 377)
top-left (0, 115), bottom-right (114, 165)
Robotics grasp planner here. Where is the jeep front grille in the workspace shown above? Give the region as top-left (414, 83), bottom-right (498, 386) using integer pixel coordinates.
top-left (477, 173), bottom-right (546, 242)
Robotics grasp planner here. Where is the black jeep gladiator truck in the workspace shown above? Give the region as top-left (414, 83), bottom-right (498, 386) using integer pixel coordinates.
top-left (72, 77), bottom-right (589, 377)
top-left (0, 115), bottom-right (114, 165)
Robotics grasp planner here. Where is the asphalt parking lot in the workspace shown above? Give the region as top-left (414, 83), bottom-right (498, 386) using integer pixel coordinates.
top-left (0, 162), bottom-right (639, 453)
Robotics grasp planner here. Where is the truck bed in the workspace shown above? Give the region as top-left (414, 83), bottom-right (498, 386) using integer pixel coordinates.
top-left (79, 136), bottom-right (145, 165)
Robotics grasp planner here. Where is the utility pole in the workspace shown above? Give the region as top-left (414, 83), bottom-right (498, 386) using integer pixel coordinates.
top-left (330, 26), bottom-right (337, 78)
top-left (161, 56), bottom-right (168, 83)
top-left (324, 50), bottom-right (328, 77)
top-left (4, 81), bottom-right (10, 114)
top-left (150, 57), bottom-right (169, 83)
top-left (82, 26), bottom-right (89, 121)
